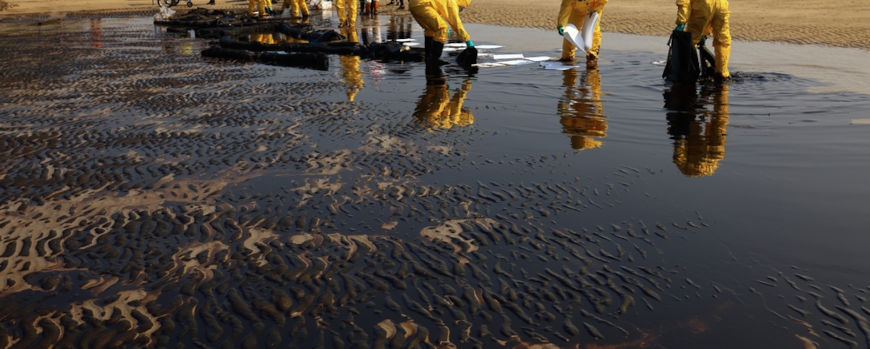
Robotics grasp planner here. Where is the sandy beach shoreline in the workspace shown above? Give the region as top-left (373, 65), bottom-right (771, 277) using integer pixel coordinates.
top-left (2, 0), bottom-right (870, 49)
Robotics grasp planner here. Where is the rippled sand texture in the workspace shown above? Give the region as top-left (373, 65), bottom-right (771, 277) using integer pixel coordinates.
top-left (2, 17), bottom-right (870, 349)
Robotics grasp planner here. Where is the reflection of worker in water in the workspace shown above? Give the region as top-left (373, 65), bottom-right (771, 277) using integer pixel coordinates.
top-left (414, 78), bottom-right (474, 129)
top-left (361, 16), bottom-right (382, 45)
top-left (664, 83), bottom-right (729, 176)
top-left (340, 27), bottom-right (364, 102)
top-left (281, 0), bottom-right (309, 17)
top-left (388, 0), bottom-right (405, 10)
top-left (557, 0), bottom-right (607, 67)
top-left (336, 0), bottom-right (359, 27)
top-left (409, 0), bottom-right (473, 72)
top-left (89, 19), bottom-right (102, 48)
top-left (387, 15), bottom-right (413, 41)
top-left (675, 0), bottom-right (731, 80)
top-left (250, 32), bottom-right (278, 44)
top-left (557, 68), bottom-right (607, 150)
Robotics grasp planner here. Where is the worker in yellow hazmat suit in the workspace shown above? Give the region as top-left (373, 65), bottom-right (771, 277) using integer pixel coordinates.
top-left (409, 0), bottom-right (474, 69)
top-left (557, 0), bottom-right (607, 66)
top-left (249, 0), bottom-right (275, 17)
top-left (281, 0), bottom-right (309, 17)
top-left (675, 0), bottom-right (731, 79)
top-left (667, 84), bottom-right (729, 176)
top-left (340, 27), bottom-right (364, 102)
top-left (557, 67), bottom-right (607, 150)
top-left (414, 79), bottom-right (474, 129)
top-left (336, 0), bottom-right (359, 27)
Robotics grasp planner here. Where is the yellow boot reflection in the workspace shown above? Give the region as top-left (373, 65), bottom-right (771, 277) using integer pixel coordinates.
top-left (668, 83), bottom-right (730, 177)
top-left (340, 27), bottom-right (364, 102)
top-left (414, 78), bottom-right (474, 129)
top-left (557, 67), bottom-right (606, 150)
top-left (250, 32), bottom-right (278, 44)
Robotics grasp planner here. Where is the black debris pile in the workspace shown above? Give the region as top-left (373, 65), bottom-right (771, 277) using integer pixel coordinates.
top-left (155, 8), bottom-right (263, 30)
top-left (154, 9), bottom-right (424, 70)
top-left (201, 46), bottom-right (331, 70)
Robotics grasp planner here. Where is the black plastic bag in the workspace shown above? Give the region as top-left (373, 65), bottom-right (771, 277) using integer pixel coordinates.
top-left (456, 46), bottom-right (477, 69)
top-left (663, 30), bottom-right (700, 83)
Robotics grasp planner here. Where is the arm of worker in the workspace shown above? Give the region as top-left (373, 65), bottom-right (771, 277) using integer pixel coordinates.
top-left (443, 0), bottom-right (471, 42)
top-left (557, 0), bottom-right (574, 33)
top-left (675, 0), bottom-right (690, 25)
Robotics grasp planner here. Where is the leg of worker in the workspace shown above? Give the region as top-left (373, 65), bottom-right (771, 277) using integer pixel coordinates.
top-left (584, 6), bottom-right (603, 68)
top-left (290, 0), bottom-right (305, 16)
top-left (248, 0), bottom-right (257, 16)
top-left (290, 0), bottom-right (298, 16)
top-left (711, 0), bottom-right (731, 78)
top-left (297, 0), bottom-right (309, 17)
top-left (336, 0), bottom-right (345, 24)
top-left (411, 5), bottom-right (446, 43)
top-left (348, 0), bottom-right (359, 26)
top-left (411, 4), bottom-right (446, 68)
top-left (588, 7), bottom-right (604, 59)
top-left (560, 4), bottom-right (585, 61)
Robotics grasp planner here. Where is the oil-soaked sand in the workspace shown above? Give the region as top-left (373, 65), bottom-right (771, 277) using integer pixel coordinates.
top-left (2, 10), bottom-right (870, 349)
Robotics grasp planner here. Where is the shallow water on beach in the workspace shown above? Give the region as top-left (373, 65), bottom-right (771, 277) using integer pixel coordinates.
top-left (2, 9), bottom-right (870, 349)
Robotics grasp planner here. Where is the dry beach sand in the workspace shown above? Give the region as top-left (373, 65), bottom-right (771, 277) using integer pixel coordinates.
top-left (2, 0), bottom-right (869, 49)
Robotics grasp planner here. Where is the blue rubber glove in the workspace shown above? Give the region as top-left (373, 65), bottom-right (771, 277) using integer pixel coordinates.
top-left (466, 40), bottom-right (474, 48)
top-left (675, 24), bottom-right (685, 31)
top-left (558, 26), bottom-right (565, 35)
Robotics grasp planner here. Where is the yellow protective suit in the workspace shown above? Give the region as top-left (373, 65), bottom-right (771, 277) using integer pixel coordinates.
top-left (282, 0), bottom-right (309, 17)
top-left (557, 68), bottom-right (606, 150)
top-left (340, 27), bottom-right (364, 102)
top-left (676, 0), bottom-right (731, 78)
top-left (414, 79), bottom-right (474, 129)
top-left (671, 84), bottom-right (729, 176)
top-left (409, 0), bottom-right (471, 44)
top-left (557, 0), bottom-right (607, 62)
top-left (248, 0), bottom-right (274, 17)
top-left (335, 0), bottom-right (359, 27)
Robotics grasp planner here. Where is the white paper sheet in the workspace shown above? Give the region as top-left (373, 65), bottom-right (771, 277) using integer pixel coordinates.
top-left (492, 53), bottom-right (524, 60)
top-left (561, 24), bottom-right (585, 53)
top-left (473, 62), bottom-right (508, 68)
top-left (539, 61), bottom-right (578, 70)
top-left (498, 59), bottom-right (535, 66)
top-left (474, 45), bottom-right (504, 50)
top-left (525, 56), bottom-right (553, 62)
